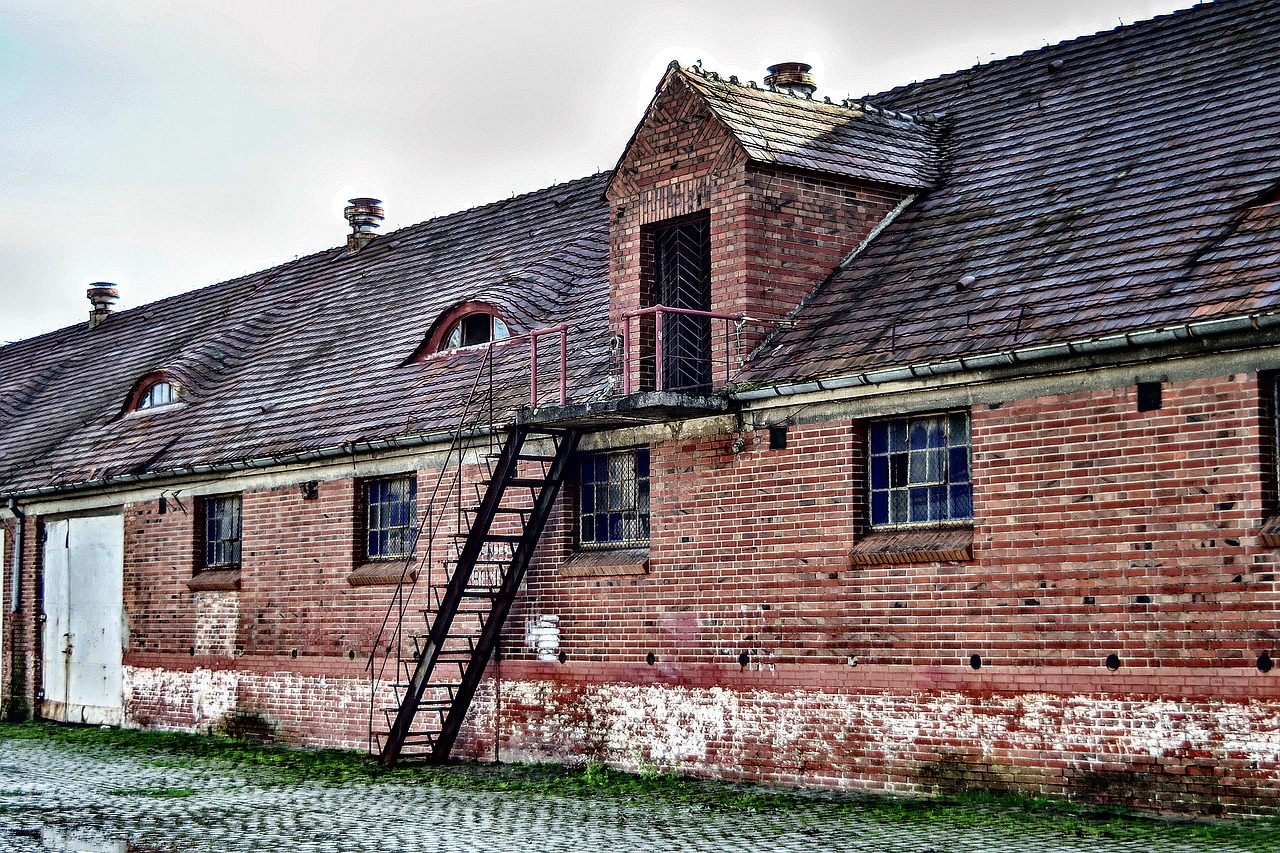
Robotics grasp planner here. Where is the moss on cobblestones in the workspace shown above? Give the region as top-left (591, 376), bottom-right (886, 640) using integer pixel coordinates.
top-left (4, 722), bottom-right (1278, 852)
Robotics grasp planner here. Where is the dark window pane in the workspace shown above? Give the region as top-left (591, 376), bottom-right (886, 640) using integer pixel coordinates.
top-left (889, 419), bottom-right (907, 451)
top-left (949, 447), bottom-right (969, 483)
top-left (890, 453), bottom-right (908, 488)
top-left (909, 421), bottom-right (929, 451)
top-left (949, 412), bottom-right (969, 445)
top-left (909, 487), bottom-right (930, 523)
top-left (870, 456), bottom-right (889, 490)
top-left (871, 491), bottom-right (889, 526)
top-left (950, 484), bottom-right (973, 519)
top-left (870, 422), bottom-right (888, 455)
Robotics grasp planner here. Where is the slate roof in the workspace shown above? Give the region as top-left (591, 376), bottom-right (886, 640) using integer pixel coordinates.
top-left (743, 0), bottom-right (1280, 383)
top-left (0, 174), bottom-right (610, 495)
top-left (676, 67), bottom-right (941, 189)
top-left (4, 0), bottom-right (1278, 497)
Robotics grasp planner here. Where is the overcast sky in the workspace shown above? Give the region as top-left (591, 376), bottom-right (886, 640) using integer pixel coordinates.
top-left (1, 0), bottom-right (1201, 344)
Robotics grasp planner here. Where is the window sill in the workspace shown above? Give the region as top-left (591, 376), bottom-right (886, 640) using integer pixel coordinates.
top-left (187, 569), bottom-right (241, 592)
top-left (560, 548), bottom-right (649, 578)
top-left (347, 561), bottom-right (417, 587)
top-left (1259, 516), bottom-right (1280, 548)
top-left (849, 527), bottom-right (974, 566)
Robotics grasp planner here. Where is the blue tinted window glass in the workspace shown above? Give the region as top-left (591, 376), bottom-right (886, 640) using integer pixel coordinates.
top-left (366, 475), bottom-right (416, 559)
top-left (870, 412), bottom-right (972, 527)
top-left (870, 422), bottom-right (888, 455)
top-left (871, 491), bottom-right (889, 526)
top-left (871, 456), bottom-right (889, 490)
top-left (580, 448), bottom-right (651, 547)
top-left (949, 447), bottom-right (969, 483)
top-left (909, 487), bottom-right (930, 523)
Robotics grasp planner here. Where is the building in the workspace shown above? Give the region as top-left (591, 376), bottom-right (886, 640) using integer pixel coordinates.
top-left (3, 0), bottom-right (1279, 815)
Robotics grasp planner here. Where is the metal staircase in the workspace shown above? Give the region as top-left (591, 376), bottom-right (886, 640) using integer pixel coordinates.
top-left (373, 422), bottom-right (580, 765)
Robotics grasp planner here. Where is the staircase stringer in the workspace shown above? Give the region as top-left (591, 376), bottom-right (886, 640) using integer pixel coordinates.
top-left (379, 425), bottom-right (529, 765)
top-left (427, 426), bottom-right (581, 762)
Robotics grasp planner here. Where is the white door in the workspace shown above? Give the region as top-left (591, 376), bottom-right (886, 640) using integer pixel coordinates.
top-left (42, 514), bottom-right (124, 725)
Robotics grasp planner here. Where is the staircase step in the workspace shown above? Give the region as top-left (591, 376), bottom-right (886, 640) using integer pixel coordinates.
top-left (500, 478), bottom-right (549, 488)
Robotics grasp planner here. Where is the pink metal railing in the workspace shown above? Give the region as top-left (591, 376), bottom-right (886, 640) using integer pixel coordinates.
top-left (620, 305), bottom-right (749, 395)
top-left (528, 323), bottom-right (568, 408)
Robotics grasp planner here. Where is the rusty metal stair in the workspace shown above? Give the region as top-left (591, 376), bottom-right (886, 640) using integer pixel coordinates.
top-left (375, 424), bottom-right (580, 765)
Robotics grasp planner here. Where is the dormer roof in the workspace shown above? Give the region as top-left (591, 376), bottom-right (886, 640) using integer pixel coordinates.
top-left (608, 63), bottom-right (942, 199)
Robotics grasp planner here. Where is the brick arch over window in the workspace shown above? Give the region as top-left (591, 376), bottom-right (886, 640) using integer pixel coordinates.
top-left (409, 300), bottom-right (512, 362)
top-left (123, 371), bottom-right (181, 414)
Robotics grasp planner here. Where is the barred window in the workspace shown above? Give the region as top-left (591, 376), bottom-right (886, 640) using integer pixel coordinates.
top-left (366, 476), bottom-right (418, 559)
top-left (579, 448), bottom-right (650, 547)
top-left (203, 495), bottom-right (242, 569)
top-left (870, 412), bottom-right (972, 526)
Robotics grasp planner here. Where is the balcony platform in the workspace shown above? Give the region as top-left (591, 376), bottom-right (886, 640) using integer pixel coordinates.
top-left (518, 391), bottom-right (730, 431)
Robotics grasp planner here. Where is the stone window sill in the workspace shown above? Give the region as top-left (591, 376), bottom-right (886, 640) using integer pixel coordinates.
top-left (347, 561), bottom-right (417, 587)
top-left (187, 568), bottom-right (241, 592)
top-left (1258, 516), bottom-right (1280, 548)
top-left (560, 548), bottom-right (650, 578)
top-left (849, 526), bottom-right (974, 566)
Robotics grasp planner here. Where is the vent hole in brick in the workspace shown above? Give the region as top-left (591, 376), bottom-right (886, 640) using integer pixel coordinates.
top-left (646, 652), bottom-right (656, 666)
top-left (348, 650), bottom-right (356, 660)
top-left (1083, 596), bottom-right (1096, 605)
top-left (188, 646), bottom-right (195, 656)
top-left (290, 649), bottom-right (298, 659)
top-left (1135, 595), bottom-right (1151, 604)
top-left (1136, 381), bottom-right (1163, 412)
top-left (738, 652), bottom-right (750, 667)
top-left (1259, 653), bottom-right (1274, 673)
top-left (558, 651), bottom-right (567, 664)
top-left (769, 426), bottom-right (788, 450)
top-left (969, 654), bottom-right (982, 670)
top-left (1105, 653), bottom-right (1121, 671)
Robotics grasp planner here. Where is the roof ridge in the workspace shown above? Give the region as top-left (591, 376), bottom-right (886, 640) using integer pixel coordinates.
top-left (872, 0), bottom-right (1219, 102)
top-left (680, 63), bottom-right (945, 127)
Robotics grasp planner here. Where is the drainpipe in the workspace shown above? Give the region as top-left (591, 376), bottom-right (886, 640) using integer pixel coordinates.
top-left (6, 499), bottom-right (22, 613)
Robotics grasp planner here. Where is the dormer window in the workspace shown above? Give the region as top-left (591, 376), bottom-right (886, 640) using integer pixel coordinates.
top-left (137, 380), bottom-right (177, 409)
top-left (444, 313), bottom-right (509, 349)
top-left (126, 374), bottom-right (182, 413)
top-left (410, 301), bottom-right (513, 362)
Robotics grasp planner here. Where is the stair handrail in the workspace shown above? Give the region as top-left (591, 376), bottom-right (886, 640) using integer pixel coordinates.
top-left (365, 344), bottom-right (498, 749)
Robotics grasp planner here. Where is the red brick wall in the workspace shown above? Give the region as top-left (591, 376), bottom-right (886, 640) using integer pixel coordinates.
top-left (8, 372), bottom-right (1280, 813)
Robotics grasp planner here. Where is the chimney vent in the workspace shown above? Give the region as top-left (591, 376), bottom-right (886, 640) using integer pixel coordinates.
top-left (87, 282), bottom-right (119, 328)
top-left (344, 197), bottom-right (384, 254)
top-left (765, 62), bottom-right (817, 97)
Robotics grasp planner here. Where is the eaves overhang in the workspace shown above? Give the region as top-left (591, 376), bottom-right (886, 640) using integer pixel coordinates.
top-left (733, 310), bottom-right (1280, 403)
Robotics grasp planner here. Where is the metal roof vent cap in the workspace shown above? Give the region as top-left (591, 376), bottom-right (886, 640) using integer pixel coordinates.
top-left (764, 62), bottom-right (816, 97)
top-left (87, 282), bottom-right (119, 328)
top-left (344, 197), bottom-right (384, 254)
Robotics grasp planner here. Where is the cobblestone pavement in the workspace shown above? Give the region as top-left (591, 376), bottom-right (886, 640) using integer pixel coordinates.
top-left (0, 737), bottom-right (1265, 853)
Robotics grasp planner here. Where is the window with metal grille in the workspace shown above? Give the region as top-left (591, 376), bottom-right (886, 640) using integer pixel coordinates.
top-left (579, 448), bottom-right (650, 547)
top-left (203, 495), bottom-right (242, 569)
top-left (869, 412), bottom-right (973, 527)
top-left (366, 476), bottom-right (418, 559)
top-left (651, 215), bottom-right (711, 392)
